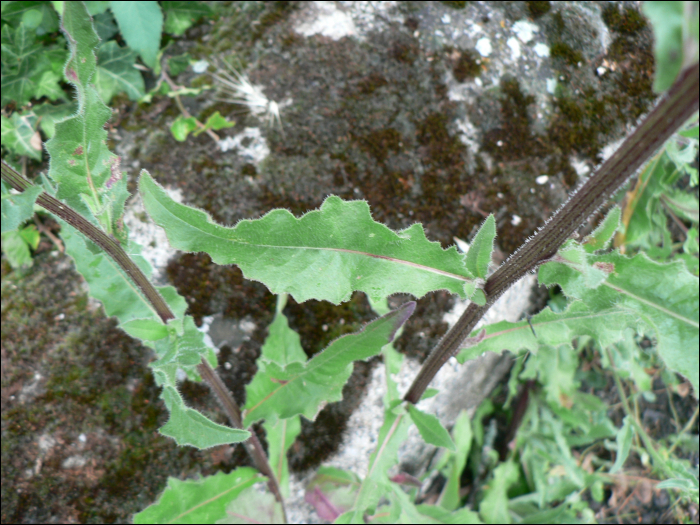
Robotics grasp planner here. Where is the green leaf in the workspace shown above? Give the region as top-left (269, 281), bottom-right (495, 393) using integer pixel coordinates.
top-left (159, 386), bottom-right (250, 448)
top-left (35, 69), bottom-right (64, 101)
top-left (257, 295), bottom-right (303, 498)
top-left (583, 206), bottom-right (621, 253)
top-left (263, 416), bottom-right (300, 499)
top-left (642, 2), bottom-right (685, 93)
top-left (550, 240), bottom-right (610, 290)
top-left (170, 115), bottom-right (198, 142)
top-left (662, 190), bottom-right (699, 223)
top-left (139, 171), bottom-right (478, 303)
top-left (258, 294), bottom-right (307, 367)
top-left (34, 101), bottom-right (77, 139)
top-left (348, 408), bottom-right (412, 521)
top-left (415, 504), bottom-right (483, 524)
top-left (305, 467), bottom-right (362, 522)
top-left (1, 228), bottom-right (34, 269)
top-left (617, 152), bottom-right (672, 253)
top-left (679, 125), bottom-right (700, 139)
top-left (92, 10), bottom-right (119, 41)
top-left (192, 111), bottom-right (235, 136)
top-left (133, 468), bottom-right (261, 524)
top-left (0, 23), bottom-right (43, 106)
top-left (120, 318), bottom-right (169, 341)
top-left (109, 1), bottom-right (163, 69)
top-left (58, 222), bottom-right (186, 325)
top-left (407, 404), bottom-right (456, 452)
top-left (521, 343), bottom-right (579, 408)
top-left (46, 2), bottom-right (116, 212)
top-left (1, 180), bottom-right (43, 233)
top-left (470, 288), bottom-right (487, 306)
top-left (21, 8), bottom-right (43, 29)
top-left (18, 223), bottom-right (40, 249)
top-left (540, 251), bottom-right (699, 397)
top-left (1, 112), bottom-right (42, 160)
top-left (167, 52), bottom-right (191, 76)
top-left (421, 388), bottom-right (439, 400)
top-left (610, 416), bottom-right (634, 474)
top-left (32, 0), bottom-right (251, 454)
top-left (457, 301), bottom-right (638, 365)
top-left (465, 213), bottom-right (495, 280)
top-left (56, 219), bottom-right (241, 448)
top-left (94, 40), bottom-right (146, 103)
top-left (1, 1), bottom-right (59, 35)
top-left (162, 1), bottom-right (212, 36)
top-left (243, 302), bottom-right (415, 426)
top-left (439, 409), bottom-right (473, 511)
top-left (222, 486), bottom-right (285, 524)
top-left (479, 461), bottom-right (520, 524)
top-left (61, 1), bottom-right (100, 89)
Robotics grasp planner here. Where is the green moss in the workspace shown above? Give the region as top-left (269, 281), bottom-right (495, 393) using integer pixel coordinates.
top-left (355, 73), bottom-right (389, 96)
top-left (550, 41), bottom-right (584, 65)
top-left (1, 250), bottom-right (223, 523)
top-left (551, 11), bottom-right (566, 33)
top-left (526, 1), bottom-right (552, 19)
top-left (481, 77), bottom-right (539, 161)
top-left (416, 112), bottom-right (465, 168)
top-left (602, 4), bottom-right (647, 34)
top-left (241, 162), bottom-right (257, 177)
top-left (359, 128), bottom-right (403, 163)
top-left (440, 1), bottom-right (467, 9)
top-left (390, 39), bottom-right (419, 64)
top-left (252, 1), bottom-right (297, 40)
top-left (453, 49), bottom-right (481, 82)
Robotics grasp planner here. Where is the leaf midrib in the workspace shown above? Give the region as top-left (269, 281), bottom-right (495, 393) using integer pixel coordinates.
top-left (162, 206), bottom-right (472, 283)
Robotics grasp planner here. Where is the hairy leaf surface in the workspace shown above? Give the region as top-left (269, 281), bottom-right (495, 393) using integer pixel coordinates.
top-left (540, 251), bottom-right (699, 396)
top-left (39, 2), bottom-right (250, 451)
top-left (457, 301), bottom-right (639, 364)
top-left (133, 468), bottom-right (261, 524)
top-left (159, 386), bottom-right (250, 448)
top-left (94, 41), bottom-right (145, 102)
top-left (407, 404), bottom-right (456, 452)
top-left (140, 171), bottom-right (477, 303)
top-left (465, 214), bottom-right (495, 279)
top-left (243, 302), bottom-right (416, 426)
top-left (109, 1), bottom-right (163, 70)
top-left (1, 180), bottom-right (42, 233)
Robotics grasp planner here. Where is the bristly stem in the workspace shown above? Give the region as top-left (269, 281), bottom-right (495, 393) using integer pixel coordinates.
top-left (0, 161), bottom-right (287, 518)
top-left (404, 62), bottom-right (700, 404)
top-left (2, 160), bottom-right (176, 325)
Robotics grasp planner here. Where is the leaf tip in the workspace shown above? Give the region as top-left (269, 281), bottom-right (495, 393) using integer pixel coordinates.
top-left (388, 301), bottom-right (416, 341)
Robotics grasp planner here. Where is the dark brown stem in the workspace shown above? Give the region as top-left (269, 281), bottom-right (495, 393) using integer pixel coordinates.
top-left (197, 361), bottom-right (287, 522)
top-left (2, 160), bottom-right (175, 324)
top-left (1, 161), bottom-right (286, 518)
top-left (404, 62), bottom-right (700, 404)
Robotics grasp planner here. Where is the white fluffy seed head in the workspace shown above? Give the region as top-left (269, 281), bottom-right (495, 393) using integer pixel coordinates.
top-left (211, 56), bottom-right (285, 136)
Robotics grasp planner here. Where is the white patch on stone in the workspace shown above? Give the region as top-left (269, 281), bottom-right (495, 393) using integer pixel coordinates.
top-left (219, 127), bottom-right (270, 164)
top-left (122, 189), bottom-right (182, 286)
top-left (512, 20), bottom-right (538, 43)
top-left (570, 155), bottom-right (591, 177)
top-left (293, 1), bottom-right (357, 40)
top-left (507, 37), bottom-right (521, 60)
top-left (475, 37), bottom-right (492, 57)
top-left (534, 42), bottom-right (550, 57)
